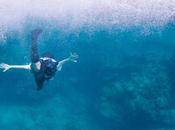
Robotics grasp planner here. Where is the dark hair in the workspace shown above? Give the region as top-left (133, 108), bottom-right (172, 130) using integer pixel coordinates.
top-left (41, 58), bottom-right (58, 80)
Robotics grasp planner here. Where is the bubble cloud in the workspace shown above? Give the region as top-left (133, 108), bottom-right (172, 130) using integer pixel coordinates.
top-left (0, 0), bottom-right (174, 30)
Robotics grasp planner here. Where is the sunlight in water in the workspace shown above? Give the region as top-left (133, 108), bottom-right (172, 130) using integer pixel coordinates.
top-left (0, 0), bottom-right (174, 29)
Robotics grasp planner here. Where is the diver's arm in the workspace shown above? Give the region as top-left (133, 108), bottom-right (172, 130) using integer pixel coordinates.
top-left (0, 63), bottom-right (31, 72)
top-left (57, 53), bottom-right (78, 71)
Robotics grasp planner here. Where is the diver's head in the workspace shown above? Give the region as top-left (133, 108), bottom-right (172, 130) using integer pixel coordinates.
top-left (41, 58), bottom-right (58, 79)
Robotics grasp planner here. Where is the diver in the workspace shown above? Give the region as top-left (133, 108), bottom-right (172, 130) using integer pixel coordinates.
top-left (0, 29), bottom-right (78, 90)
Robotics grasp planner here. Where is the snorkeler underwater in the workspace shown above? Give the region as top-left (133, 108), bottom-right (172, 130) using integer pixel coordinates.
top-left (0, 0), bottom-right (175, 130)
top-left (0, 29), bottom-right (79, 90)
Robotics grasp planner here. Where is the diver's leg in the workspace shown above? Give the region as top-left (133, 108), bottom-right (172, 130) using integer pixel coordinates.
top-left (31, 29), bottom-right (44, 90)
top-left (31, 29), bottom-right (43, 63)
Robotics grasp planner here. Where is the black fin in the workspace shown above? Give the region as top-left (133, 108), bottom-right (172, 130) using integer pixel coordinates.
top-left (32, 29), bottom-right (43, 39)
top-left (31, 29), bottom-right (43, 63)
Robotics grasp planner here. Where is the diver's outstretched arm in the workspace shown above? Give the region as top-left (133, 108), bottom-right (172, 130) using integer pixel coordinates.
top-left (57, 53), bottom-right (78, 71)
top-left (0, 63), bottom-right (31, 72)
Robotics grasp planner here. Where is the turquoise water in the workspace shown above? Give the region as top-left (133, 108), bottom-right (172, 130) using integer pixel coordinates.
top-left (0, 1), bottom-right (175, 130)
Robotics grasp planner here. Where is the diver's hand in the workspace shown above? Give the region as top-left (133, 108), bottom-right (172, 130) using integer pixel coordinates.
top-left (69, 53), bottom-right (79, 63)
top-left (0, 63), bottom-right (11, 72)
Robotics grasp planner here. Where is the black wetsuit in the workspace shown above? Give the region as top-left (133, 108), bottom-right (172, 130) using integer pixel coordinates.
top-left (31, 29), bottom-right (58, 90)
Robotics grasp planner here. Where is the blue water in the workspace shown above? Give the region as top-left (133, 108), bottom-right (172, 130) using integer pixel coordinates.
top-left (0, 2), bottom-right (175, 129)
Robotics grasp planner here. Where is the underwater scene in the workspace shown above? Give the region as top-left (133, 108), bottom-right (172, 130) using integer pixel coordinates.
top-left (0, 0), bottom-right (175, 130)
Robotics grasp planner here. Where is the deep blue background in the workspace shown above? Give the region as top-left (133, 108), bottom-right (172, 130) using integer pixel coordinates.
top-left (0, 21), bottom-right (175, 130)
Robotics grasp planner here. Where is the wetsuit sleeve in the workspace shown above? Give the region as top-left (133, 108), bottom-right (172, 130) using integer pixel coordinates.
top-left (31, 29), bottom-right (43, 63)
